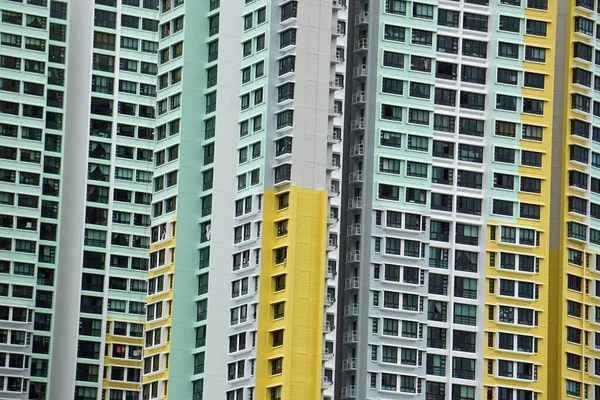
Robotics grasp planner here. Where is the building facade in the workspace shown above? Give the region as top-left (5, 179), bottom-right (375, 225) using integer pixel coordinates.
top-left (337, 0), bottom-right (555, 399)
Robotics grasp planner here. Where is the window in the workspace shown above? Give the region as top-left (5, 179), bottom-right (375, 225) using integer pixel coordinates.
top-left (460, 91), bottom-right (485, 111)
top-left (499, 15), bottom-right (521, 33)
top-left (526, 19), bottom-right (547, 37)
top-left (382, 78), bottom-right (403, 95)
top-left (463, 12), bottom-right (488, 32)
top-left (412, 29), bottom-right (433, 46)
top-left (384, 25), bottom-right (405, 42)
top-left (386, 0), bottom-right (407, 14)
top-left (381, 104), bottom-right (402, 121)
top-left (525, 45), bottom-right (546, 62)
top-left (463, 39), bottom-right (487, 58)
top-left (438, 9), bottom-right (459, 27)
top-left (383, 51), bottom-right (404, 68)
top-left (498, 42), bottom-right (519, 59)
top-left (437, 35), bottom-right (458, 54)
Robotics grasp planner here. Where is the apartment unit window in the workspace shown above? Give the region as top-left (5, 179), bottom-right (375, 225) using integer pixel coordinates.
top-left (435, 88), bottom-right (456, 107)
top-left (573, 68), bottom-right (591, 87)
top-left (463, 39), bottom-right (487, 58)
top-left (413, 3), bottom-right (433, 19)
top-left (384, 25), bottom-right (405, 42)
top-left (281, 2), bottom-right (297, 21)
top-left (525, 46), bottom-right (546, 63)
top-left (462, 65), bottom-right (486, 84)
top-left (279, 28), bottom-right (296, 48)
top-left (385, 0), bottom-right (407, 15)
top-left (379, 131), bottom-right (401, 149)
top-left (383, 51), bottom-right (404, 68)
top-left (438, 9), bottom-right (459, 27)
top-left (575, 17), bottom-right (594, 36)
top-left (495, 121), bottom-right (516, 138)
top-left (494, 147), bottom-right (515, 164)
top-left (522, 150), bottom-right (542, 167)
top-left (434, 114), bottom-right (455, 133)
top-left (409, 109), bottom-right (430, 125)
top-left (412, 29), bottom-right (433, 46)
top-left (499, 15), bottom-right (521, 33)
top-left (498, 42), bottom-right (519, 59)
top-left (526, 19), bottom-right (547, 36)
top-left (382, 77), bottom-right (403, 95)
top-left (437, 35), bottom-right (458, 54)
top-left (411, 55), bottom-right (432, 72)
top-left (381, 104), bottom-right (402, 121)
top-left (278, 55), bottom-right (295, 75)
top-left (463, 12), bottom-right (488, 32)
top-left (523, 125), bottom-right (543, 141)
top-left (460, 92), bottom-right (485, 111)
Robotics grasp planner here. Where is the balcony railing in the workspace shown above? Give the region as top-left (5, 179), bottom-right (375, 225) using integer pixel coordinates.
top-left (352, 91), bottom-right (366, 104)
top-left (347, 223), bottom-right (361, 236)
top-left (346, 250), bottom-right (360, 263)
top-left (348, 197), bottom-right (362, 210)
top-left (354, 38), bottom-right (368, 52)
top-left (345, 276), bottom-right (359, 290)
top-left (349, 170), bottom-right (363, 184)
top-left (355, 11), bottom-right (369, 25)
top-left (351, 117), bottom-right (365, 130)
top-left (353, 64), bottom-right (367, 78)
top-left (344, 303), bottom-right (359, 317)
top-left (342, 330), bottom-right (357, 343)
top-left (342, 358), bottom-right (357, 370)
top-left (350, 144), bottom-right (364, 157)
top-left (341, 386), bottom-right (356, 399)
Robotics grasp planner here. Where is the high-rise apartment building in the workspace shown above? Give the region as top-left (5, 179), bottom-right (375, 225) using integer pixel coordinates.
top-left (337, 0), bottom-right (555, 399)
top-left (5, 0), bottom-right (600, 400)
top-left (1, 0), bottom-right (346, 399)
top-left (144, 0), bottom-right (345, 398)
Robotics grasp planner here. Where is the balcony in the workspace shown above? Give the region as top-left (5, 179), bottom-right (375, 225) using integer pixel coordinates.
top-left (323, 348), bottom-right (334, 361)
top-left (351, 117), bottom-right (365, 131)
top-left (355, 11), bottom-right (369, 25)
top-left (326, 265), bottom-right (337, 279)
top-left (344, 303), bottom-right (359, 317)
top-left (345, 276), bottom-right (359, 290)
top-left (342, 358), bottom-right (357, 371)
top-left (332, 23), bottom-right (345, 36)
top-left (327, 158), bottom-right (341, 170)
top-left (329, 79), bottom-right (343, 91)
top-left (354, 38), bottom-right (368, 52)
top-left (327, 131), bottom-right (342, 143)
top-left (332, 0), bottom-right (346, 10)
top-left (349, 170), bottom-right (363, 184)
top-left (350, 144), bottom-right (364, 157)
top-left (331, 51), bottom-right (345, 64)
top-left (353, 64), bottom-right (367, 78)
top-left (348, 197), bottom-right (362, 210)
top-left (324, 321), bottom-right (335, 333)
top-left (327, 212), bottom-right (339, 224)
top-left (341, 386), bottom-right (356, 398)
top-left (352, 91), bottom-right (366, 104)
top-left (346, 250), bottom-right (361, 263)
top-left (327, 239), bottom-right (338, 252)
top-left (325, 293), bottom-right (336, 307)
top-left (328, 185), bottom-right (340, 198)
top-left (347, 223), bottom-right (361, 236)
top-left (328, 107), bottom-right (342, 118)
top-left (342, 330), bottom-right (357, 344)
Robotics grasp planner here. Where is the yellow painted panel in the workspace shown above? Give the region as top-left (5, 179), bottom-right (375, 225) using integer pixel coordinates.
top-left (255, 186), bottom-right (326, 400)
